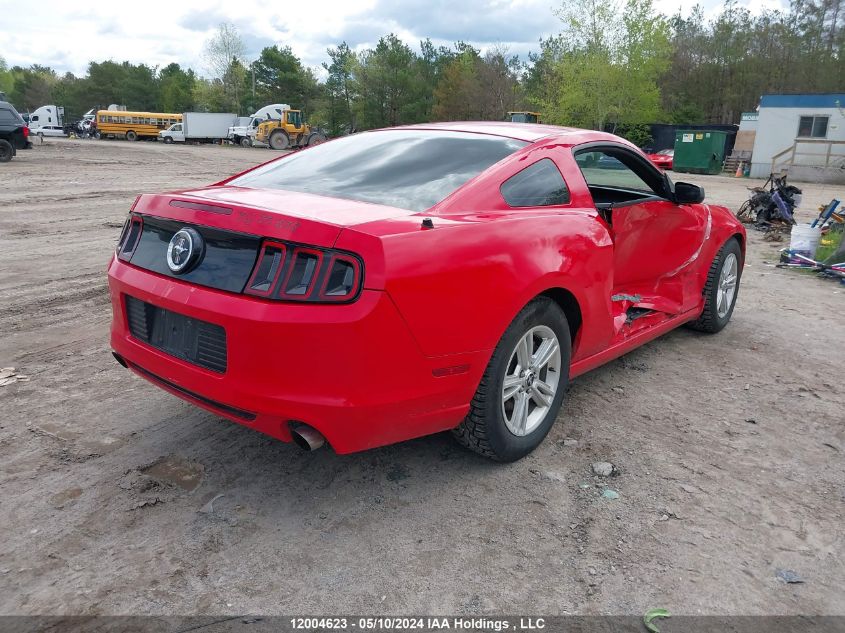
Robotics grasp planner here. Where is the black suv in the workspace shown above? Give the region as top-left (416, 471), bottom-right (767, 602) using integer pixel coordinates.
top-left (0, 100), bottom-right (31, 162)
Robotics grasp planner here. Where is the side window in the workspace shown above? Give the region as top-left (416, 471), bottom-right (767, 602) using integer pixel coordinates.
top-left (500, 158), bottom-right (570, 207)
top-left (0, 108), bottom-right (15, 124)
top-left (576, 150), bottom-right (654, 193)
top-left (798, 115), bottom-right (828, 138)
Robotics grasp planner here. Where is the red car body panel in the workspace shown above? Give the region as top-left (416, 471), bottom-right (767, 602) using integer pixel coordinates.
top-left (646, 152), bottom-right (674, 170)
top-left (108, 123), bottom-right (745, 453)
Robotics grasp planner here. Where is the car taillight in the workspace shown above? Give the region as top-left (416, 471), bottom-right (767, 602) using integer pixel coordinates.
top-left (116, 214), bottom-right (143, 261)
top-left (244, 241), bottom-right (286, 297)
top-left (22, 126), bottom-right (29, 138)
top-left (245, 241), bottom-right (363, 303)
top-left (319, 254), bottom-right (362, 301)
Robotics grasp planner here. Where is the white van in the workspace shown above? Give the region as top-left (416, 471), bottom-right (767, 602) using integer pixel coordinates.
top-left (29, 105), bottom-right (66, 137)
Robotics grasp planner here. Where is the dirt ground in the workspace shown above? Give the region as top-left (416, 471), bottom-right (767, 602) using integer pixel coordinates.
top-left (1, 137), bottom-right (843, 617)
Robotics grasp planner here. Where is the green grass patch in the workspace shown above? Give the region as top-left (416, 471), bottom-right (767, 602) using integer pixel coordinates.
top-left (815, 227), bottom-right (845, 263)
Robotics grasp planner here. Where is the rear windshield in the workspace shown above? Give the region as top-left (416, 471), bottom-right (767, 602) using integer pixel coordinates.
top-left (230, 129), bottom-right (527, 211)
top-left (0, 103), bottom-right (24, 125)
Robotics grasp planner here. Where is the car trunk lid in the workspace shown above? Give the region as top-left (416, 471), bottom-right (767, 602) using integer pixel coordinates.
top-left (133, 185), bottom-right (416, 246)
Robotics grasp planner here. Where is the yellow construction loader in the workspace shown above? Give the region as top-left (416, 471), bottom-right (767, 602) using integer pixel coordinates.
top-left (255, 109), bottom-right (327, 150)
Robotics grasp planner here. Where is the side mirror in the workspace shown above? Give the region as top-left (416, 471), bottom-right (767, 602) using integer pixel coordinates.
top-left (674, 181), bottom-right (705, 204)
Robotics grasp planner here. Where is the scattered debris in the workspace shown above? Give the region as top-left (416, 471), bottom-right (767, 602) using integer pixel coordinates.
top-left (133, 498), bottom-right (164, 510)
top-left (563, 438), bottom-right (579, 447)
top-left (592, 462), bottom-right (614, 477)
top-left (540, 470), bottom-right (567, 484)
top-left (776, 569), bottom-right (804, 584)
top-left (659, 507), bottom-right (684, 520)
top-left (643, 608), bottom-right (670, 633)
top-left (198, 493), bottom-right (226, 514)
top-left (601, 489), bottom-right (619, 500)
top-left (745, 418), bottom-right (757, 424)
top-left (0, 367), bottom-right (29, 387)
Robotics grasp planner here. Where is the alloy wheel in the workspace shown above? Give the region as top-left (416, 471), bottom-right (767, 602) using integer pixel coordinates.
top-left (501, 325), bottom-right (562, 436)
top-left (717, 252), bottom-right (738, 319)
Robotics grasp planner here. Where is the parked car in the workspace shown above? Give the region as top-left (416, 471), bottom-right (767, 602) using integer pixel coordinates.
top-left (646, 148), bottom-right (674, 170)
top-left (108, 123), bottom-right (745, 461)
top-left (0, 100), bottom-right (32, 162)
top-left (597, 154), bottom-right (627, 169)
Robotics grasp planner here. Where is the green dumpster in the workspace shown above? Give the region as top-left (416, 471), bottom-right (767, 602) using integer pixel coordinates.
top-left (673, 130), bottom-right (729, 175)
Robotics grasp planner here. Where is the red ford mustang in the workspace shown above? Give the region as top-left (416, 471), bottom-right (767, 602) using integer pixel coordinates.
top-left (108, 122), bottom-right (744, 461)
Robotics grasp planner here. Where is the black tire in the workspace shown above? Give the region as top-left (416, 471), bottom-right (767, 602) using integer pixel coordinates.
top-left (0, 139), bottom-right (13, 163)
top-left (125, 130), bottom-right (138, 141)
top-left (163, 136), bottom-right (173, 144)
top-left (268, 130), bottom-right (290, 150)
top-left (453, 297), bottom-right (571, 461)
top-left (240, 137), bottom-right (252, 148)
top-left (307, 132), bottom-right (327, 146)
top-left (94, 131), bottom-right (101, 139)
top-left (686, 238), bottom-right (742, 333)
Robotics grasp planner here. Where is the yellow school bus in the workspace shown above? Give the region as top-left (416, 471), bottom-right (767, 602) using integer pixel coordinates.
top-left (95, 110), bottom-right (182, 141)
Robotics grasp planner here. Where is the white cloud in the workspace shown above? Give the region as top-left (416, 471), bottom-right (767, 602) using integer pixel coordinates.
top-left (3, 0), bottom-right (786, 77)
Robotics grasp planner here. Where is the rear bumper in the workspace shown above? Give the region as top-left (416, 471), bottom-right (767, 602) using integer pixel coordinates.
top-left (108, 258), bottom-right (485, 453)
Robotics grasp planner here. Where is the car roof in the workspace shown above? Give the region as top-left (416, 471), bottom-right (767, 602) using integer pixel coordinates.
top-left (395, 121), bottom-right (626, 145)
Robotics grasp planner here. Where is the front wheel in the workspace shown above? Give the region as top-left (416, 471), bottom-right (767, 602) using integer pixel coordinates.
top-left (163, 136), bottom-right (173, 144)
top-left (240, 137), bottom-right (252, 148)
top-left (686, 238), bottom-right (742, 333)
top-left (453, 297), bottom-right (571, 461)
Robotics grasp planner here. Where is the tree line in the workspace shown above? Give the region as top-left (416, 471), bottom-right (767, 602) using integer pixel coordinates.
top-left (1, 0), bottom-right (842, 144)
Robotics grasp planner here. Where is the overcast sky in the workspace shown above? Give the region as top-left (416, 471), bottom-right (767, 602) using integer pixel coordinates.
top-left (5, 0), bottom-right (785, 77)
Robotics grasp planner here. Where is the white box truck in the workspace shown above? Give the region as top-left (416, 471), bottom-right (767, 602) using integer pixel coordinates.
top-left (159, 112), bottom-right (237, 144)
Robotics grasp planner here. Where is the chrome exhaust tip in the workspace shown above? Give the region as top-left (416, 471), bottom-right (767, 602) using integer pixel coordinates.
top-left (290, 424), bottom-right (326, 451)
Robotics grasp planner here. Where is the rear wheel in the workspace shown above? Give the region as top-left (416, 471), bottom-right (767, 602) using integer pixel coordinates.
top-left (686, 238), bottom-right (742, 333)
top-left (453, 297), bottom-right (571, 461)
top-left (125, 130), bottom-right (138, 141)
top-left (269, 130), bottom-right (290, 150)
top-left (307, 132), bottom-right (327, 146)
top-left (0, 139), bottom-right (13, 162)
